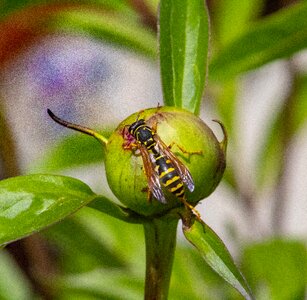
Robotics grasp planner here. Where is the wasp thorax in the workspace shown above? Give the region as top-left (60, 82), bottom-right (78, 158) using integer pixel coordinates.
top-left (105, 106), bottom-right (227, 217)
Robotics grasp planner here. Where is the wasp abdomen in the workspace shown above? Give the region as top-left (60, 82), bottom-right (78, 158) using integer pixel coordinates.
top-left (155, 155), bottom-right (185, 199)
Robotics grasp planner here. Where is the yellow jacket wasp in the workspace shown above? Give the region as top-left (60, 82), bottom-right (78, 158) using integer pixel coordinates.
top-left (122, 115), bottom-right (202, 217)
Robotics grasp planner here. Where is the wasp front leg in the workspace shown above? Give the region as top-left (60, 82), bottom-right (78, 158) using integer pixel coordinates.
top-left (121, 125), bottom-right (138, 151)
top-left (123, 141), bottom-right (138, 151)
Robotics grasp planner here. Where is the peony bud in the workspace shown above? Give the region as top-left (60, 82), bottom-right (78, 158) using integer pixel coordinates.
top-left (105, 107), bottom-right (226, 217)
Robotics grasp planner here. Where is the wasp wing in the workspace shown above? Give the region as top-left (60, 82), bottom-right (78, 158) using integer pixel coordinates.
top-left (139, 145), bottom-right (166, 203)
top-left (154, 135), bottom-right (195, 192)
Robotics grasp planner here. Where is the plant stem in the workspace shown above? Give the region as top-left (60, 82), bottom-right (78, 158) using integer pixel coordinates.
top-left (272, 61), bottom-right (297, 234)
top-left (143, 217), bottom-right (178, 300)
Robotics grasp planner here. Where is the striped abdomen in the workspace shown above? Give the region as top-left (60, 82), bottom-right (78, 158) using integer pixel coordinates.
top-left (154, 154), bottom-right (185, 199)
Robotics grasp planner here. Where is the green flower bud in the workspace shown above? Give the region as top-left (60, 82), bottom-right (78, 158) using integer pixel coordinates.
top-left (105, 107), bottom-right (226, 217)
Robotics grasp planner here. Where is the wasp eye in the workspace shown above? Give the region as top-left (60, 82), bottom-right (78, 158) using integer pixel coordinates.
top-left (128, 125), bottom-right (134, 134)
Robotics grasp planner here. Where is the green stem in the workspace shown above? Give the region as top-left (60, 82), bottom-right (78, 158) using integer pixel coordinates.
top-left (272, 60), bottom-right (298, 234)
top-left (143, 217), bottom-right (178, 300)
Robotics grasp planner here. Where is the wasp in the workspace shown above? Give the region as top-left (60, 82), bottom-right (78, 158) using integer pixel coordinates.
top-left (123, 114), bottom-right (201, 217)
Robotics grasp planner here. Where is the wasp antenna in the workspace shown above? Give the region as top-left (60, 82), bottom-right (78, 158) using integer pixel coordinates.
top-left (47, 109), bottom-right (108, 145)
top-left (136, 109), bottom-right (145, 121)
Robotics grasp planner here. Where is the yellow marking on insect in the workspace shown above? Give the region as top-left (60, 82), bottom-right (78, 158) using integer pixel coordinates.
top-left (175, 189), bottom-right (185, 197)
top-left (166, 159), bottom-right (171, 164)
top-left (170, 183), bottom-right (184, 193)
top-left (147, 142), bottom-right (155, 150)
top-left (159, 167), bottom-right (175, 178)
top-left (135, 124), bottom-right (147, 131)
top-left (164, 176), bottom-right (180, 187)
top-left (144, 138), bottom-right (153, 145)
top-left (155, 165), bottom-right (160, 172)
top-left (155, 155), bottom-right (164, 160)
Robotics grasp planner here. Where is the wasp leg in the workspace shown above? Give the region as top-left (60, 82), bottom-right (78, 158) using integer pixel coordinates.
top-left (123, 142), bottom-right (138, 150)
top-left (123, 142), bottom-right (142, 157)
top-left (147, 189), bottom-right (153, 203)
top-left (180, 197), bottom-right (202, 221)
top-left (136, 109), bottom-right (145, 121)
top-left (168, 142), bottom-right (203, 156)
top-left (150, 120), bottom-right (158, 133)
top-left (141, 187), bottom-right (153, 203)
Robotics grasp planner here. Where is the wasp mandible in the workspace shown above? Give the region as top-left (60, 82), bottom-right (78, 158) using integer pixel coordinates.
top-left (123, 114), bottom-right (202, 216)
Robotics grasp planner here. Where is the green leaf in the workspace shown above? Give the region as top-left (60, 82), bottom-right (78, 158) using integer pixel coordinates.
top-left (0, 174), bottom-right (96, 246)
top-left (44, 213), bottom-right (127, 273)
top-left (242, 239), bottom-right (307, 300)
top-left (171, 245), bottom-right (226, 299)
top-left (256, 110), bottom-right (284, 188)
top-left (183, 219), bottom-right (254, 300)
top-left (159, 0), bottom-right (209, 114)
top-left (0, 3), bottom-right (155, 62)
top-left (210, 2), bottom-right (307, 81)
top-left (212, 0), bottom-right (264, 47)
top-left (257, 74), bottom-right (307, 187)
top-left (31, 132), bottom-right (106, 172)
top-left (51, 211), bottom-right (195, 298)
top-left (53, 270), bottom-right (143, 300)
top-left (75, 207), bottom-right (145, 270)
top-left (48, 8), bottom-right (157, 59)
top-left (45, 206), bottom-right (145, 277)
top-left (0, 251), bottom-right (35, 300)
top-left (88, 196), bottom-right (145, 224)
top-left (0, 0), bottom-right (134, 20)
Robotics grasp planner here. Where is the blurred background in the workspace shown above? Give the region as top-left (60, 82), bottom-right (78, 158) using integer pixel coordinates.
top-left (0, 0), bottom-right (306, 299)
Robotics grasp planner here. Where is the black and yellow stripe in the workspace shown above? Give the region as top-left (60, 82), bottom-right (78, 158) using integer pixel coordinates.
top-left (156, 156), bottom-right (185, 199)
top-left (129, 118), bottom-right (186, 201)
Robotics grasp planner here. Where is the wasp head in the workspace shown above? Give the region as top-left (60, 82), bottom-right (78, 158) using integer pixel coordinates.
top-left (128, 119), bottom-right (146, 136)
